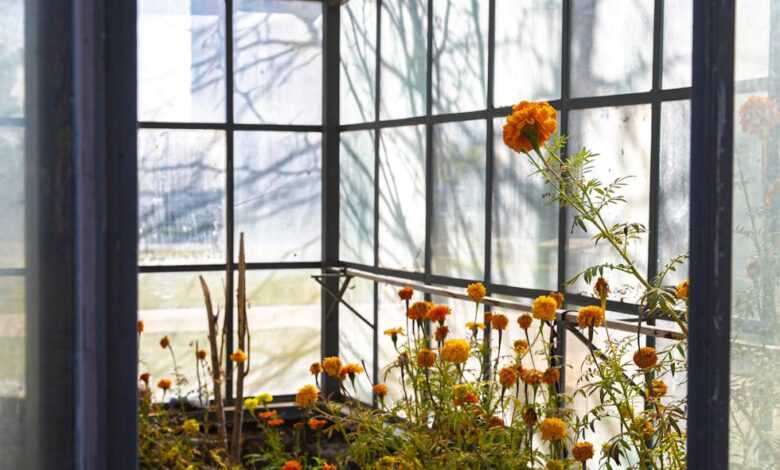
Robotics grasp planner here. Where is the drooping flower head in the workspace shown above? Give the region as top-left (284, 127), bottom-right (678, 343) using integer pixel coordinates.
top-left (577, 305), bottom-right (605, 328)
top-left (503, 101), bottom-right (558, 153)
top-left (398, 286), bottom-right (414, 301)
top-left (572, 441), bottom-right (595, 462)
top-left (517, 313), bottom-right (533, 330)
top-left (466, 282), bottom-right (487, 302)
top-left (739, 95), bottom-right (780, 137)
top-left (322, 356), bottom-right (342, 377)
top-left (633, 346), bottom-right (658, 369)
top-left (491, 314), bottom-right (509, 331)
top-left (407, 301), bottom-right (432, 320)
top-left (675, 280), bottom-right (689, 300)
top-left (594, 277), bottom-right (610, 300)
top-left (499, 366), bottom-right (518, 389)
top-left (427, 304), bottom-right (451, 324)
top-left (531, 295), bottom-right (558, 321)
top-left (539, 417), bottom-right (568, 441)
top-left (416, 348), bottom-right (437, 368)
top-left (295, 384), bottom-right (319, 408)
top-left (441, 339), bottom-right (470, 364)
top-left (231, 349), bottom-right (247, 363)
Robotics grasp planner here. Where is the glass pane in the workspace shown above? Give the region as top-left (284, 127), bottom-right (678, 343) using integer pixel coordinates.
top-left (380, 0), bottom-right (427, 120)
top-left (494, 0), bottom-right (562, 106)
top-left (0, 0), bottom-right (23, 117)
top-left (0, 275), bottom-right (24, 397)
top-left (341, 0), bottom-right (377, 125)
top-left (492, 118), bottom-right (558, 290)
top-left (431, 120), bottom-right (485, 279)
top-left (731, 3), bottom-right (780, 464)
top-left (662, 0), bottom-right (692, 89)
top-left (376, 283), bottom-right (407, 404)
top-left (340, 278), bottom-right (375, 403)
top-left (234, 131), bottom-right (321, 263)
top-left (138, 129), bottom-right (226, 266)
top-left (658, 100), bottom-right (690, 284)
top-left (432, 0), bottom-right (488, 114)
top-left (566, 105), bottom-right (651, 302)
top-left (138, 271), bottom-right (225, 403)
top-left (340, 130), bottom-right (375, 265)
top-left (138, 0), bottom-right (225, 122)
top-left (570, 0), bottom-right (653, 97)
top-left (234, 0), bottom-right (323, 125)
top-left (240, 269), bottom-right (321, 396)
top-left (378, 125), bottom-right (426, 272)
top-left (0, 127), bottom-right (24, 269)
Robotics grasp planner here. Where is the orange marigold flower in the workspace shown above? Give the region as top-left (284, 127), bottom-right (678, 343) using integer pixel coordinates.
top-left (572, 441), bottom-right (595, 462)
top-left (136, 320), bottom-right (144, 334)
top-left (539, 417), bottom-right (567, 441)
top-left (398, 286), bottom-right (414, 300)
top-left (499, 367), bottom-right (518, 389)
top-left (196, 349), bottom-right (207, 360)
top-left (295, 384), bottom-right (319, 408)
top-left (549, 291), bottom-right (565, 309)
top-left (308, 417), bottom-right (327, 430)
top-left (649, 378), bottom-right (668, 398)
top-left (491, 314), bottom-right (509, 331)
top-left (594, 277), bottom-right (610, 299)
top-left (407, 301), bottom-right (432, 320)
top-left (513, 339), bottom-right (529, 355)
top-left (373, 383), bottom-right (388, 398)
top-left (322, 356), bottom-right (342, 377)
top-left (675, 280), bottom-right (689, 300)
top-left (139, 372), bottom-right (150, 384)
top-left (282, 460), bottom-right (302, 470)
top-left (488, 415), bottom-right (505, 428)
top-left (467, 282), bottom-right (487, 302)
top-left (427, 304), bottom-right (451, 324)
top-left (542, 367), bottom-right (560, 385)
top-left (435, 325), bottom-right (449, 342)
top-left (310, 362), bottom-right (322, 375)
top-left (159, 335), bottom-right (170, 349)
top-left (452, 384), bottom-right (478, 406)
top-left (322, 464), bottom-right (337, 470)
top-left (416, 349), bottom-right (437, 368)
top-left (484, 312), bottom-right (493, 323)
top-left (517, 313), bottom-right (533, 330)
top-left (231, 349), bottom-right (247, 363)
top-left (258, 410), bottom-right (277, 420)
top-left (522, 407), bottom-right (537, 427)
top-left (521, 368), bottom-right (543, 386)
top-left (342, 363), bottom-right (364, 379)
top-left (531, 295), bottom-right (557, 321)
top-left (633, 347), bottom-right (658, 369)
top-left (503, 101), bottom-right (558, 153)
top-left (739, 95), bottom-right (780, 137)
top-left (157, 378), bottom-right (172, 390)
top-left (465, 321), bottom-right (484, 333)
top-left (577, 305), bottom-right (605, 328)
top-left (268, 418), bottom-right (285, 428)
top-left (441, 339), bottom-right (470, 364)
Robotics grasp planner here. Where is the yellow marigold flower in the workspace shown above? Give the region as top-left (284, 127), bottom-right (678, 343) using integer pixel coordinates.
top-left (522, 407), bottom-right (537, 427)
top-left (542, 367), bottom-right (560, 385)
top-left (322, 356), bottom-right (342, 377)
top-left (196, 349), bottom-right (207, 360)
top-left (594, 277), bottom-right (610, 299)
top-left (295, 384), bottom-right (319, 408)
top-left (676, 279), bottom-right (689, 300)
top-left (549, 291), bottom-right (564, 309)
top-left (282, 460), bottom-right (302, 470)
top-left (341, 363), bottom-right (363, 380)
top-left (531, 295), bottom-right (558, 321)
top-left (416, 349), bottom-right (437, 368)
top-left (308, 417), bottom-right (327, 430)
top-left (517, 313), bottom-right (533, 330)
top-left (136, 320), bottom-right (144, 334)
top-left (243, 397), bottom-right (260, 412)
top-left (634, 418), bottom-right (655, 439)
top-left (503, 101), bottom-right (558, 153)
top-left (159, 335), bottom-right (170, 349)
top-left (513, 339), bottom-right (529, 355)
top-left (384, 327), bottom-right (405, 345)
top-left (491, 314), bottom-right (509, 331)
top-left (310, 362), bottom-right (322, 375)
top-left (467, 282), bottom-right (487, 302)
top-left (231, 349), bottom-right (247, 363)
top-left (441, 339), bottom-right (470, 364)
top-left (398, 286), bottom-right (414, 300)
top-left (572, 441), bottom-right (594, 462)
top-left (539, 417), bottom-right (567, 441)
top-left (649, 378), bottom-right (668, 398)
top-left (499, 366), bottom-right (518, 389)
top-left (465, 321), bottom-right (484, 333)
top-left (407, 301), bottom-right (432, 320)
top-left (434, 325), bottom-right (449, 342)
top-left (633, 347), bottom-right (658, 369)
top-left (182, 418), bottom-right (200, 435)
top-left (521, 368), bottom-right (543, 386)
top-left (157, 378), bottom-right (172, 390)
top-left (545, 460), bottom-right (565, 470)
top-left (427, 304), bottom-right (451, 324)
top-left (373, 383), bottom-right (388, 398)
top-left (577, 305), bottom-right (605, 328)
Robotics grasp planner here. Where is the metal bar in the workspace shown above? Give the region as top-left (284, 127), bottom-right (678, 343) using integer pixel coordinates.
top-left (312, 275), bottom-right (375, 329)
top-left (688, 0), bottom-right (735, 466)
top-left (373, 0), bottom-right (383, 404)
top-left (138, 261), bottom-right (323, 273)
top-left (225, 0), bottom-right (236, 402)
top-left (424, 0), bottom-right (434, 285)
top-left (138, 121), bottom-right (322, 132)
top-left (558, 0), bottom-right (572, 295)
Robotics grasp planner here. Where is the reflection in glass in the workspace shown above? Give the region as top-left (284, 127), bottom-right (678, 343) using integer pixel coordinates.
top-left (138, 129), bottom-right (226, 266)
top-left (494, 0), bottom-right (562, 106)
top-left (570, 0), bottom-right (653, 97)
top-left (234, 131), bottom-right (321, 263)
top-left (138, 0), bottom-right (225, 122)
top-left (658, 100), bottom-right (690, 283)
top-left (662, 0), bottom-right (692, 89)
top-left (340, 130), bottom-right (375, 265)
top-left (380, 0), bottom-right (427, 120)
top-left (566, 105), bottom-right (651, 301)
top-left (431, 120), bottom-right (485, 279)
top-left (234, 0), bottom-right (323, 125)
top-left (492, 119), bottom-right (558, 290)
top-left (0, 127), bottom-right (23, 269)
top-left (0, 0), bottom-right (23, 117)
top-left (432, 0), bottom-right (488, 114)
top-left (378, 125), bottom-right (426, 272)
top-left (341, 0), bottom-right (377, 125)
